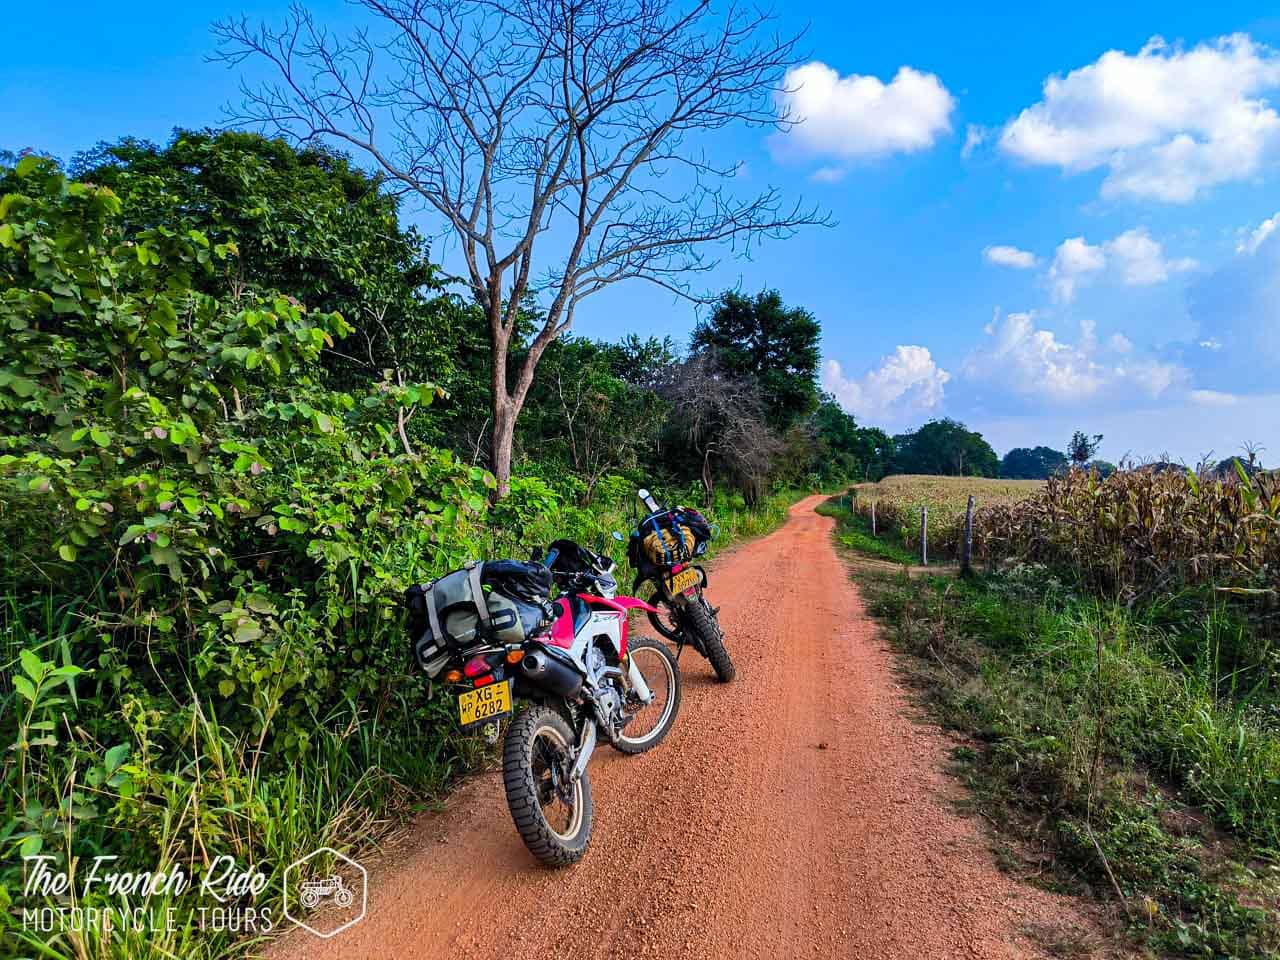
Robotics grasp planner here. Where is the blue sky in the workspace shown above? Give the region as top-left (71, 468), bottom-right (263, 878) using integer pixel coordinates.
top-left (5, 1), bottom-right (1279, 465)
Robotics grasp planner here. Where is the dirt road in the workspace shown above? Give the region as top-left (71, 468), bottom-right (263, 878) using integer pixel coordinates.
top-left (271, 495), bottom-right (1092, 960)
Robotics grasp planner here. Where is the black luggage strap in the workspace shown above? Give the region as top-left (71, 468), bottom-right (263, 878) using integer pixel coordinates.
top-left (425, 580), bottom-right (444, 644)
top-left (465, 560), bottom-right (490, 627)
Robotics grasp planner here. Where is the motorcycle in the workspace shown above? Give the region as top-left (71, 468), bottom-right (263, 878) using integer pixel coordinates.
top-left (622, 489), bottom-right (736, 683)
top-left (406, 539), bottom-right (681, 867)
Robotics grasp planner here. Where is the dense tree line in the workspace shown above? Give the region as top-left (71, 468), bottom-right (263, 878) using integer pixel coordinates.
top-left (1000, 445), bottom-right (1068, 479)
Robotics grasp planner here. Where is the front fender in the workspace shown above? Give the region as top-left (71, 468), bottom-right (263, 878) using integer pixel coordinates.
top-left (590, 593), bottom-right (659, 615)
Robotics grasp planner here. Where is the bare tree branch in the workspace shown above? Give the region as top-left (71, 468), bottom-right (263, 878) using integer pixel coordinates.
top-left (214, 0), bottom-right (828, 493)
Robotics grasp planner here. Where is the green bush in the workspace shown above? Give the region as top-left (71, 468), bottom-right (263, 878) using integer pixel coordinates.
top-left (0, 152), bottom-right (498, 952)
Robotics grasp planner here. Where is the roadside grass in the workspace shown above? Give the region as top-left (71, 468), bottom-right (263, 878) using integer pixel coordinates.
top-left (816, 500), bottom-right (931, 567)
top-left (829, 501), bottom-right (1280, 958)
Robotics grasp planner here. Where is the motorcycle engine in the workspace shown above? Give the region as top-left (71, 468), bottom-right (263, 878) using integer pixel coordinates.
top-left (587, 646), bottom-right (624, 728)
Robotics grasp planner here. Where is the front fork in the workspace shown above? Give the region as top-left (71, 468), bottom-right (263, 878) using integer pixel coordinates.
top-left (570, 720), bottom-right (596, 782)
top-left (626, 656), bottom-right (654, 703)
top-left (570, 651), bottom-right (652, 781)
top-left (664, 587), bottom-right (700, 657)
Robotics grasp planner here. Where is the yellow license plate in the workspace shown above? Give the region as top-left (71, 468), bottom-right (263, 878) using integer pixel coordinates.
top-left (457, 680), bottom-right (512, 727)
top-left (668, 567), bottom-right (700, 594)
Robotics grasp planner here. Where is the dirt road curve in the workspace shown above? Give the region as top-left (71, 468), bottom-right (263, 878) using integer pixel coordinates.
top-left (272, 495), bottom-right (1092, 960)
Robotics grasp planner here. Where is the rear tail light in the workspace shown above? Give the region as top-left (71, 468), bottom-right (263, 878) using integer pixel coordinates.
top-left (463, 655), bottom-right (492, 678)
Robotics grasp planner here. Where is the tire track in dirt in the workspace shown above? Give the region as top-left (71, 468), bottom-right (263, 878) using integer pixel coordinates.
top-left (268, 495), bottom-right (1096, 960)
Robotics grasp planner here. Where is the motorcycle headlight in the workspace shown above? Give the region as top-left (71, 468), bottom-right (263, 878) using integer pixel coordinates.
top-left (597, 573), bottom-right (618, 598)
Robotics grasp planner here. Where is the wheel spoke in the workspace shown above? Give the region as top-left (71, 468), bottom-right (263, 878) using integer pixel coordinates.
top-left (530, 727), bottom-right (580, 839)
top-left (619, 646), bottom-right (675, 746)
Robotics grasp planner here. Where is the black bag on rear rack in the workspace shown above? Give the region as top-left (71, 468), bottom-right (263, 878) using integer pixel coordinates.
top-left (405, 560), bottom-right (552, 677)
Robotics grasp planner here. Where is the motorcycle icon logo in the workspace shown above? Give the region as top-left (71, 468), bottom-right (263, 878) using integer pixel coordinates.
top-left (283, 847), bottom-right (367, 939)
top-left (299, 875), bottom-right (355, 910)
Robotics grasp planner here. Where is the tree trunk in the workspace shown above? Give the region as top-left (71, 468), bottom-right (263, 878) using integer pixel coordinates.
top-left (488, 295), bottom-right (561, 499)
top-left (492, 399), bottom-right (516, 498)
top-left (489, 299), bottom-right (515, 498)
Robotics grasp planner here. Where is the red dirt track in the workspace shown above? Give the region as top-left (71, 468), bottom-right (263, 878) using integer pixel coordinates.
top-left (270, 495), bottom-right (1092, 960)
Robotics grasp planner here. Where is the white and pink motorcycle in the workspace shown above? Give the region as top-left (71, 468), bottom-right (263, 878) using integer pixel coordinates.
top-left (406, 539), bottom-right (681, 866)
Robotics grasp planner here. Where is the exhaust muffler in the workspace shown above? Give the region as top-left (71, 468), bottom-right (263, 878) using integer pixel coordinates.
top-left (519, 649), bottom-right (584, 699)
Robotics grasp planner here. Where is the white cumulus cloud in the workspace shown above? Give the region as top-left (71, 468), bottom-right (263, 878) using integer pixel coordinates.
top-left (822, 348), bottom-right (950, 424)
top-left (1047, 229), bottom-right (1196, 302)
top-left (773, 62), bottom-right (954, 171)
top-left (1106, 228), bottom-right (1198, 285)
top-left (1048, 237), bottom-right (1106, 303)
top-left (999, 35), bottom-right (1280, 202)
top-left (1238, 212), bottom-right (1280, 254)
top-left (983, 245), bottom-right (1038, 269)
top-left (962, 311), bottom-right (1187, 403)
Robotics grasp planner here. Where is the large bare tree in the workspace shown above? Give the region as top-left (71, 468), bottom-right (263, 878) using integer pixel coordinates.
top-left (215, 0), bottom-right (825, 495)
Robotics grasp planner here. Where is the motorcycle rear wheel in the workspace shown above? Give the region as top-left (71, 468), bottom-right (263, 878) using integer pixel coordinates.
top-left (503, 706), bottom-right (593, 867)
top-left (636, 576), bottom-right (736, 683)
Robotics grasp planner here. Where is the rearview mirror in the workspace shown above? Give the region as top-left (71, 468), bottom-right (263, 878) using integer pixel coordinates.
top-left (611, 531), bottom-right (625, 542)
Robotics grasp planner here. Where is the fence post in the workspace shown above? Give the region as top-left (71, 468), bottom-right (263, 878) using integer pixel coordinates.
top-left (961, 495), bottom-right (975, 575)
top-left (920, 507), bottom-right (928, 565)
top-left (871, 500), bottom-right (877, 536)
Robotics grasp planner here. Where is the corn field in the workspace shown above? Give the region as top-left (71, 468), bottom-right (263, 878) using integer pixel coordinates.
top-left (848, 475), bottom-right (1042, 560)
top-left (973, 467), bottom-right (1280, 597)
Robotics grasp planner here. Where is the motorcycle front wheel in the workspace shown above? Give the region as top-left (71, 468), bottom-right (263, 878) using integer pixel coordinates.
top-left (612, 638), bottom-right (682, 755)
top-left (503, 706), bottom-right (593, 867)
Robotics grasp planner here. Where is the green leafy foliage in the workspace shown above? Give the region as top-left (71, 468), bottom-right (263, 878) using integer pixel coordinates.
top-left (518, 336), bottom-right (670, 501)
top-left (0, 149), bottom-right (807, 959)
top-left (891, 418), bottom-right (999, 478)
top-left (691, 289), bottom-right (821, 430)
top-left (0, 152), bottom-right (504, 955)
top-left (1068, 429), bottom-right (1104, 466)
top-left (808, 398), bottom-right (894, 484)
top-left (74, 131), bottom-right (475, 393)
